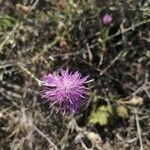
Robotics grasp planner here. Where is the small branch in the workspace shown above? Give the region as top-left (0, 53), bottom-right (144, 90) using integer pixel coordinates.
top-left (33, 125), bottom-right (58, 150)
top-left (108, 19), bottom-right (150, 40)
top-left (135, 109), bottom-right (144, 150)
top-left (0, 22), bottom-right (22, 53)
top-left (31, 34), bottom-right (65, 63)
top-left (0, 0), bottom-right (40, 53)
top-left (17, 62), bottom-right (41, 86)
top-left (30, 0), bottom-right (40, 10)
top-left (99, 50), bottom-right (124, 76)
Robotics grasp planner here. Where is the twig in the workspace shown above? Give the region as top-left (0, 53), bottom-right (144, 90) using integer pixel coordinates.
top-left (143, 86), bottom-right (150, 99)
top-left (31, 36), bottom-right (61, 63)
top-left (30, 0), bottom-right (40, 10)
top-left (33, 125), bottom-right (58, 150)
top-left (0, 60), bottom-right (18, 69)
top-left (17, 62), bottom-right (41, 86)
top-left (78, 57), bottom-right (125, 86)
top-left (108, 19), bottom-right (150, 40)
top-left (0, 0), bottom-right (40, 53)
top-left (99, 50), bottom-right (124, 76)
top-left (13, 129), bottom-right (34, 150)
top-left (0, 22), bottom-right (22, 53)
top-left (135, 109), bottom-right (144, 150)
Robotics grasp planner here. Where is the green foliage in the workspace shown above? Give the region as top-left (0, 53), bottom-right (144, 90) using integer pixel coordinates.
top-left (0, 14), bottom-right (16, 30)
top-left (116, 105), bottom-right (129, 118)
top-left (89, 105), bottom-right (112, 126)
top-left (89, 94), bottom-right (130, 126)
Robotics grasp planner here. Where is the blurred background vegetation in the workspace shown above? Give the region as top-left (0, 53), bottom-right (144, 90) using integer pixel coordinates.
top-left (0, 0), bottom-right (150, 149)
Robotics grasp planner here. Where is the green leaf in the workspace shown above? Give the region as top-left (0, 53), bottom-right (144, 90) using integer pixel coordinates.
top-left (0, 15), bottom-right (16, 30)
top-left (89, 105), bottom-right (112, 126)
top-left (116, 106), bottom-right (129, 118)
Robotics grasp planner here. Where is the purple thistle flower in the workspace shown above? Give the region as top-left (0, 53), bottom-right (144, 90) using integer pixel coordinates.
top-left (102, 14), bottom-right (113, 25)
top-left (41, 69), bottom-right (93, 114)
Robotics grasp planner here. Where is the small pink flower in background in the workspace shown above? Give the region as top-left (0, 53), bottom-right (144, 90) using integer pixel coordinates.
top-left (41, 69), bottom-right (93, 114)
top-left (102, 14), bottom-right (113, 25)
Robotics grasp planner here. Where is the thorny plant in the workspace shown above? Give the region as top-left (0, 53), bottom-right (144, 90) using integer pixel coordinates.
top-left (0, 0), bottom-right (150, 149)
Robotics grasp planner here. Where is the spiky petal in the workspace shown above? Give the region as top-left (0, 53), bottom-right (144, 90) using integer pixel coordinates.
top-left (41, 69), bottom-right (93, 114)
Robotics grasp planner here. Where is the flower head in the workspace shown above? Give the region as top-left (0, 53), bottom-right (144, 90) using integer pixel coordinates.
top-left (102, 14), bottom-right (112, 25)
top-left (41, 69), bottom-right (93, 114)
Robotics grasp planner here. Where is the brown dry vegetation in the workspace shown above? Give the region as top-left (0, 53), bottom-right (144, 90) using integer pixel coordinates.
top-left (0, 0), bottom-right (150, 150)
